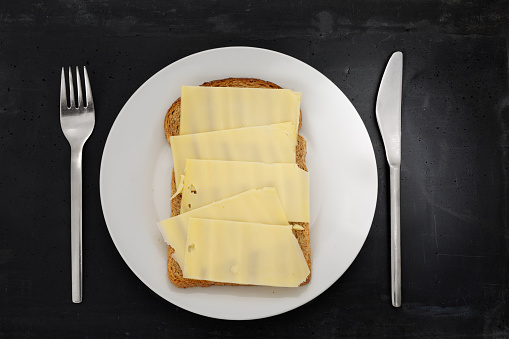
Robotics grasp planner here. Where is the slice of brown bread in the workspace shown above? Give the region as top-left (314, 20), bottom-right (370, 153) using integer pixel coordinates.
top-left (164, 77), bottom-right (310, 288)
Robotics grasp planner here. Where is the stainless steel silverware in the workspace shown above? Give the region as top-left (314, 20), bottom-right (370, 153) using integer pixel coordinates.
top-left (376, 52), bottom-right (403, 307)
top-left (60, 66), bottom-right (95, 303)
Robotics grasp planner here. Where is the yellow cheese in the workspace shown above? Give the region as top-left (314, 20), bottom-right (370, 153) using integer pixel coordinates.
top-left (169, 122), bottom-right (296, 180)
top-left (183, 218), bottom-right (310, 287)
top-left (157, 188), bottom-right (289, 267)
top-left (181, 159), bottom-right (310, 222)
top-left (180, 86), bottom-right (301, 136)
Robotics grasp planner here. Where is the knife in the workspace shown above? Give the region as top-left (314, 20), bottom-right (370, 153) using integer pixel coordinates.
top-left (376, 51), bottom-right (403, 307)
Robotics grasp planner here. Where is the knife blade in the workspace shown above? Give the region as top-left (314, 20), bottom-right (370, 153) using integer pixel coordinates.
top-left (376, 51), bottom-right (403, 307)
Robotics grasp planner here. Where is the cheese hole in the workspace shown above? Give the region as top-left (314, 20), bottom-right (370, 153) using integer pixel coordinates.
top-left (190, 184), bottom-right (197, 194)
top-left (188, 243), bottom-right (195, 252)
top-left (188, 204), bottom-right (191, 208)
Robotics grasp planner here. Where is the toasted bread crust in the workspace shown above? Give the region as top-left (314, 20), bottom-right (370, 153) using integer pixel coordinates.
top-left (165, 78), bottom-right (310, 288)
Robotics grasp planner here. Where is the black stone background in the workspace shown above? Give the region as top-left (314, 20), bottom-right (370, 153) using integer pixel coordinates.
top-left (1, 1), bottom-right (508, 337)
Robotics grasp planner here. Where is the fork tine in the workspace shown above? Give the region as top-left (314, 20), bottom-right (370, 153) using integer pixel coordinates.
top-left (83, 66), bottom-right (93, 108)
top-left (60, 67), bottom-right (67, 109)
top-left (68, 67), bottom-right (75, 109)
top-left (76, 66), bottom-right (83, 108)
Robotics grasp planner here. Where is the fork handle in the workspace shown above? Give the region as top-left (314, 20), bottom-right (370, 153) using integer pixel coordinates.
top-left (390, 165), bottom-right (401, 307)
top-left (70, 146), bottom-right (83, 303)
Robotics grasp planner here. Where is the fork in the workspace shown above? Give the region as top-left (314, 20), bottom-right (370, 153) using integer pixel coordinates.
top-left (60, 66), bottom-right (95, 303)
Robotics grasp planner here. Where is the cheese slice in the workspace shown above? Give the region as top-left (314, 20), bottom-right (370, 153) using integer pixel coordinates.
top-left (181, 159), bottom-right (310, 222)
top-left (180, 86), bottom-right (301, 136)
top-left (169, 122), bottom-right (296, 180)
top-left (183, 218), bottom-right (310, 287)
top-left (157, 188), bottom-right (289, 267)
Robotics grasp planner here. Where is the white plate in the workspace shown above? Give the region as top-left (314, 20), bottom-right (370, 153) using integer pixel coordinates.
top-left (100, 46), bottom-right (378, 320)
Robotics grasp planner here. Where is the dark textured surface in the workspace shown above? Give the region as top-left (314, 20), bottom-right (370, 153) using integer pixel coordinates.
top-left (1, 1), bottom-right (508, 337)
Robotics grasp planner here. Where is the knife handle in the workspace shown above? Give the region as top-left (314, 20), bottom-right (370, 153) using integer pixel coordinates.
top-left (390, 165), bottom-right (401, 307)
